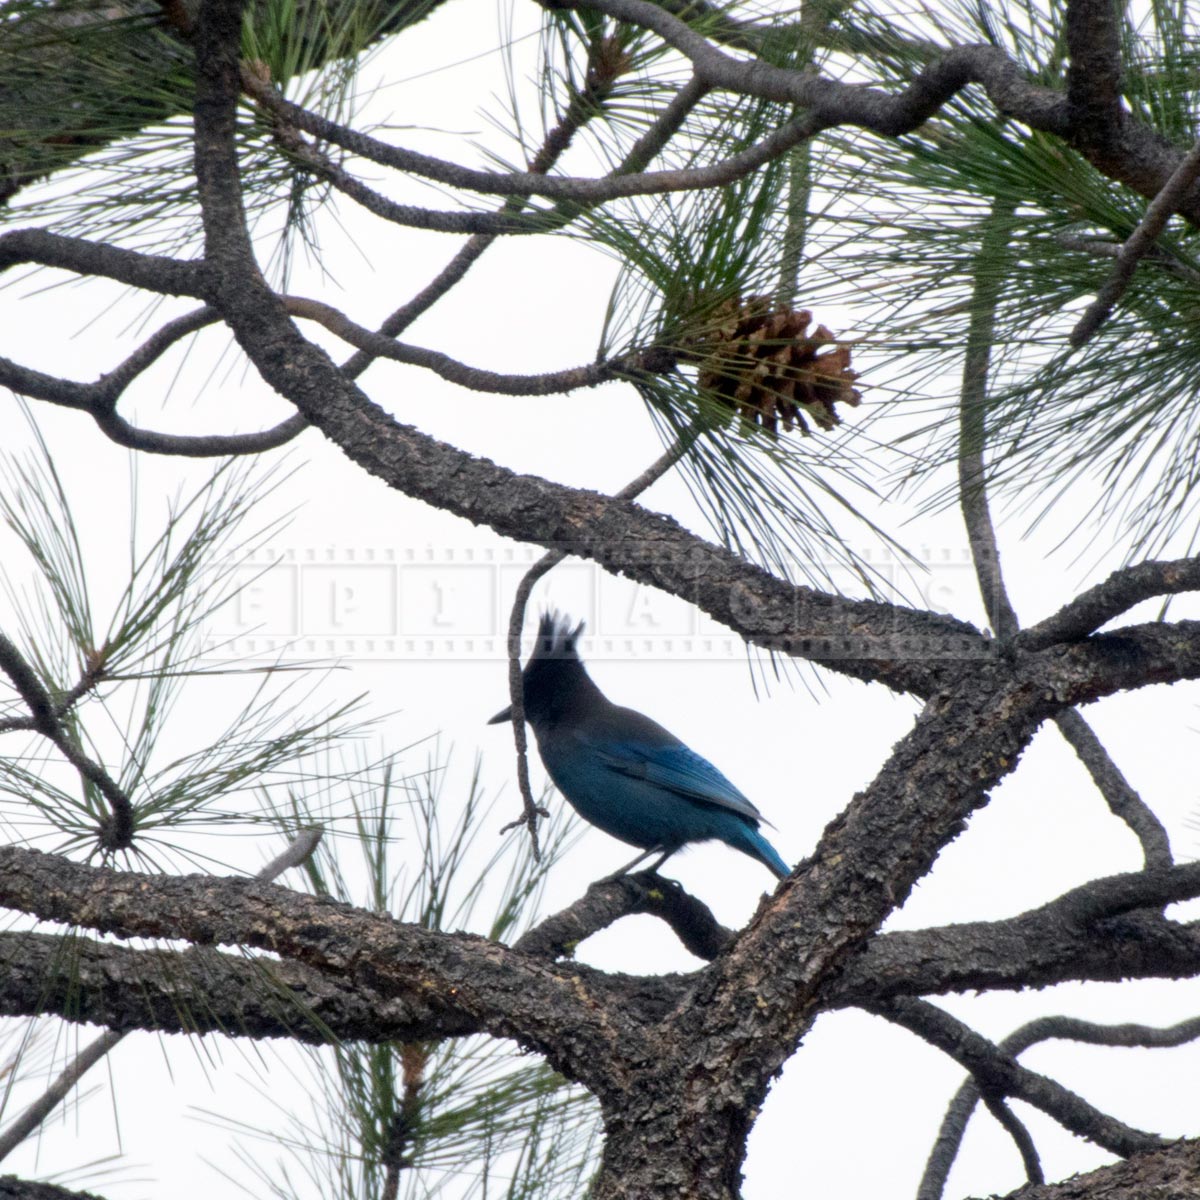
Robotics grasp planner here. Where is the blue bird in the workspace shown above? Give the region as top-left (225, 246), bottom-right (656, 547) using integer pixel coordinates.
top-left (489, 612), bottom-right (789, 880)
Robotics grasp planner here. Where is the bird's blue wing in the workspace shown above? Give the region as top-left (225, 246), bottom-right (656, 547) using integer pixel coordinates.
top-left (584, 733), bottom-right (766, 825)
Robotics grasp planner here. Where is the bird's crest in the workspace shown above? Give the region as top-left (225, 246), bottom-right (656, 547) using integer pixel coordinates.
top-left (533, 610), bottom-right (584, 660)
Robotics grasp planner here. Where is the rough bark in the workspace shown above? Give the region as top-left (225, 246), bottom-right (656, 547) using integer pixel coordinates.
top-left (974, 1138), bottom-right (1200, 1200)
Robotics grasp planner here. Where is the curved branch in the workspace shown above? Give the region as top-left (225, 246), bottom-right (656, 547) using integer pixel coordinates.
top-left (980, 1094), bottom-right (1044, 1188)
top-left (333, 78), bottom-right (711, 378)
top-left (1020, 557), bottom-right (1200, 649)
top-left (283, 295), bottom-right (666, 394)
top-left (250, 72), bottom-right (823, 204)
top-left (874, 997), bottom-right (1165, 1158)
top-left (919, 1013), bottom-right (1200, 1200)
top-left (514, 870), bottom-right (733, 961)
top-left (84, 411), bottom-right (309, 457)
top-left (0, 308), bottom-right (309, 456)
top-left (571, 0), bottom-right (1200, 227)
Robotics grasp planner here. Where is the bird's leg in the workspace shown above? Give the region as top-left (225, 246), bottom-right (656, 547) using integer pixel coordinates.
top-left (647, 848), bottom-right (678, 874)
top-left (601, 846), bottom-right (677, 882)
top-left (602, 848), bottom-right (658, 881)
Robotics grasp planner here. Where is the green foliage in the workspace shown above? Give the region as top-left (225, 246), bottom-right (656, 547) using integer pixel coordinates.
top-left (0, 0), bottom-right (441, 273)
top-left (216, 759), bottom-right (598, 1200)
top-left (591, 94), bottom-right (898, 591)
top-left (0, 424), bottom-right (361, 865)
top-left (807, 0), bottom-right (1200, 558)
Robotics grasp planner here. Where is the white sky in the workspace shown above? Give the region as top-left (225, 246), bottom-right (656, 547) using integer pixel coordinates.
top-left (2, 1), bottom-right (1200, 1197)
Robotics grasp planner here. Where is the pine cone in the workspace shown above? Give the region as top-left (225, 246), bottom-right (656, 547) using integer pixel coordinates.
top-left (678, 296), bottom-right (861, 435)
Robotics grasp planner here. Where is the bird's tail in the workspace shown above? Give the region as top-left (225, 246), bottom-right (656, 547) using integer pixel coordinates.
top-left (734, 824), bottom-right (790, 880)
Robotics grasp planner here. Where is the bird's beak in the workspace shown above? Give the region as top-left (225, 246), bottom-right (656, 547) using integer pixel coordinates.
top-left (487, 706), bottom-right (512, 725)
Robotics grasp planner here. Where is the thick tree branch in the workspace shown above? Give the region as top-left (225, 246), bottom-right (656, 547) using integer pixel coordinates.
top-left (0, 929), bottom-right (440, 1042)
top-left (0, 844), bottom-right (646, 1092)
top-left (0, 230), bottom-right (207, 297)
top-left (1064, 0), bottom-right (1124, 153)
top-left (0, 829), bottom-right (327, 1163)
top-left (0, 1178), bottom-right (108, 1200)
top-left (833, 863), bottom-right (1200, 1004)
top-left (5, 862), bottom-right (1198, 1045)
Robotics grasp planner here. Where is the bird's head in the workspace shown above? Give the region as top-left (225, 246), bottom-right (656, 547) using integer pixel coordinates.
top-left (488, 610), bottom-right (593, 727)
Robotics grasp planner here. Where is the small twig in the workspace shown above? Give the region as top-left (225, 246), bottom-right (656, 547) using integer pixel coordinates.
top-left (0, 632), bottom-right (134, 850)
top-left (498, 549), bottom-right (563, 861)
top-left (957, 201), bottom-right (1020, 641)
top-left (332, 75), bottom-right (707, 383)
top-left (0, 829), bottom-right (323, 1162)
top-left (1070, 136), bottom-right (1200, 347)
top-left (380, 1044), bottom-right (426, 1200)
top-left (0, 1029), bottom-right (119, 1165)
top-left (244, 64), bottom-right (822, 207)
top-left (1054, 709), bottom-right (1172, 869)
top-left (284, 294), bottom-right (662, 395)
top-left (499, 429), bottom-right (699, 857)
top-left (981, 1095), bottom-right (1044, 1187)
top-left (255, 826), bottom-right (324, 881)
